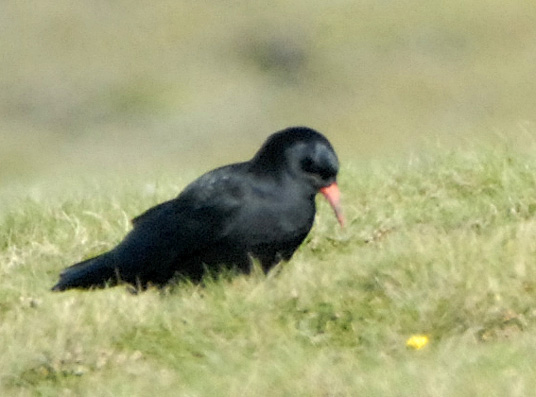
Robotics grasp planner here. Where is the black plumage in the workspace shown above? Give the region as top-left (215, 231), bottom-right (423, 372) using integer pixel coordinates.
top-left (52, 127), bottom-right (343, 291)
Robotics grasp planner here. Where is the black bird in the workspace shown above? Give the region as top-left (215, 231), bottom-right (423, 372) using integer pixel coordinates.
top-left (52, 127), bottom-right (343, 291)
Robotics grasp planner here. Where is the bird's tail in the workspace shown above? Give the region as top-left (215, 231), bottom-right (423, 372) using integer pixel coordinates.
top-left (51, 252), bottom-right (118, 291)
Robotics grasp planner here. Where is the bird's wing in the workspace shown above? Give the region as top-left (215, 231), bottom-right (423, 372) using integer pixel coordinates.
top-left (132, 164), bottom-right (247, 227)
top-left (131, 199), bottom-right (175, 227)
top-left (114, 166), bottom-right (249, 274)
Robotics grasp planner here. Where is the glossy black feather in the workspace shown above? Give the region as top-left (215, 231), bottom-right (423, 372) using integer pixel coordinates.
top-left (52, 126), bottom-right (340, 291)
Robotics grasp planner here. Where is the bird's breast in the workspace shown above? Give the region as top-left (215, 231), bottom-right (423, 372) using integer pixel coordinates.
top-left (226, 195), bottom-right (315, 243)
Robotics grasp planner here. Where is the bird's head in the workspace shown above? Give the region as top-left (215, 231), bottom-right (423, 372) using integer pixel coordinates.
top-left (251, 126), bottom-right (344, 226)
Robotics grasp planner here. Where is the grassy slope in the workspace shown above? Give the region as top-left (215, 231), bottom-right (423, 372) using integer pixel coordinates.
top-left (2, 146), bottom-right (536, 396)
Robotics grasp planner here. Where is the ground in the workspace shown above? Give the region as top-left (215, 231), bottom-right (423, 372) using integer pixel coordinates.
top-left (2, 146), bottom-right (536, 396)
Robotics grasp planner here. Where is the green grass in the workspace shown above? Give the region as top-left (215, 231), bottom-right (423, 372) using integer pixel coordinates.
top-left (2, 145), bottom-right (536, 396)
top-left (3, 1), bottom-right (536, 394)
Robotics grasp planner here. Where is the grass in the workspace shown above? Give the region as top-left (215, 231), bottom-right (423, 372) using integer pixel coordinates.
top-left (2, 144), bottom-right (536, 396)
top-left (3, 1), bottom-right (536, 394)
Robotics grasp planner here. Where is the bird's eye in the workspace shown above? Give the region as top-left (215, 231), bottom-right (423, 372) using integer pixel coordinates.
top-left (296, 144), bottom-right (338, 182)
top-left (300, 156), bottom-right (316, 174)
top-left (300, 156), bottom-right (332, 180)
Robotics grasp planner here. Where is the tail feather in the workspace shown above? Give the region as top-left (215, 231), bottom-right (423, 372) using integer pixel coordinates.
top-left (52, 253), bottom-right (118, 291)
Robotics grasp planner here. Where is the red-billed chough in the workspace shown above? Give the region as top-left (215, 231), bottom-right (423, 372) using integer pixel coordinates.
top-left (52, 126), bottom-right (343, 291)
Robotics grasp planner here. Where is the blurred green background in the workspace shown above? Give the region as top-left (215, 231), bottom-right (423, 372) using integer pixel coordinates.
top-left (2, 0), bottom-right (536, 182)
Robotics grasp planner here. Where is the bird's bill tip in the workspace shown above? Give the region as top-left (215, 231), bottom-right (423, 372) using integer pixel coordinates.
top-left (319, 182), bottom-right (345, 227)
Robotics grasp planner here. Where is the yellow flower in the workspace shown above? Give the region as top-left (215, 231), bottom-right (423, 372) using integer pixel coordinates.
top-left (406, 334), bottom-right (429, 349)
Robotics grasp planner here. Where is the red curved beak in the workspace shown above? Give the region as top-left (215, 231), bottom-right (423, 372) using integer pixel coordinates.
top-left (319, 182), bottom-right (345, 227)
